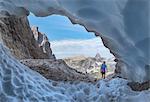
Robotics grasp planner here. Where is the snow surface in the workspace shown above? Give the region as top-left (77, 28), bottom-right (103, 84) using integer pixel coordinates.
top-left (0, 0), bottom-right (149, 82)
top-left (0, 43), bottom-right (150, 102)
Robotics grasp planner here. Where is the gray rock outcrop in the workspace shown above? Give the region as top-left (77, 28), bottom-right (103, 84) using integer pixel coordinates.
top-left (20, 59), bottom-right (96, 82)
top-left (31, 26), bottom-right (55, 59)
top-left (0, 16), bottom-right (54, 59)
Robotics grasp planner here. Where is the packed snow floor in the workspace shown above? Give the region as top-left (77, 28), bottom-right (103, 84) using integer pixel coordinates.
top-left (0, 43), bottom-right (150, 102)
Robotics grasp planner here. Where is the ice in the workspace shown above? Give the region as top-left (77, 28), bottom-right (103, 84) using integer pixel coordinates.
top-left (0, 0), bottom-right (149, 82)
top-left (0, 0), bottom-right (150, 101)
top-left (0, 43), bottom-right (150, 102)
top-left (0, 43), bottom-right (69, 102)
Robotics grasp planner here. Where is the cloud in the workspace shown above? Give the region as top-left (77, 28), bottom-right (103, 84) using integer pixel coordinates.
top-left (50, 37), bottom-right (114, 59)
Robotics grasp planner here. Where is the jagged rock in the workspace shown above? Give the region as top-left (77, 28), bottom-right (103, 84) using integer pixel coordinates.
top-left (95, 53), bottom-right (103, 62)
top-left (0, 16), bottom-right (56, 59)
top-left (20, 59), bottom-right (96, 82)
top-left (31, 26), bottom-right (55, 59)
top-left (0, 16), bottom-right (53, 59)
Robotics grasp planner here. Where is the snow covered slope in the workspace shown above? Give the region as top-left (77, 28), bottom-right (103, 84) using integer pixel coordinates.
top-left (0, 43), bottom-right (150, 102)
top-left (0, 0), bottom-right (149, 82)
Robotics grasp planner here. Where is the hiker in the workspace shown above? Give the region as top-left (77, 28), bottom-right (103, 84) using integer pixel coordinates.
top-left (101, 61), bottom-right (107, 79)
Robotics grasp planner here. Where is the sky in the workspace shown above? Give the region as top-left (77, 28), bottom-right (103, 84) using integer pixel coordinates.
top-left (51, 38), bottom-right (113, 59)
top-left (28, 14), bottom-right (113, 59)
top-left (28, 14), bottom-right (96, 41)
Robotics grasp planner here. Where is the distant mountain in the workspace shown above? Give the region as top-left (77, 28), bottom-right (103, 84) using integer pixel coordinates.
top-left (95, 53), bottom-right (105, 62)
top-left (63, 54), bottom-right (116, 78)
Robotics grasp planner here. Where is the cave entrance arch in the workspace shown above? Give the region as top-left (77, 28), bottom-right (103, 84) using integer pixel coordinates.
top-left (28, 14), bottom-right (116, 79)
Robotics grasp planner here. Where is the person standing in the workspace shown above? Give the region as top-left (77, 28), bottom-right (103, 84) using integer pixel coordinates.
top-left (101, 61), bottom-right (107, 79)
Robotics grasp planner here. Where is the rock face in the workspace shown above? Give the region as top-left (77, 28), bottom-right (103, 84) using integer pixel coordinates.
top-left (0, 16), bottom-right (54, 59)
top-left (20, 59), bottom-right (95, 82)
top-left (31, 26), bottom-right (55, 59)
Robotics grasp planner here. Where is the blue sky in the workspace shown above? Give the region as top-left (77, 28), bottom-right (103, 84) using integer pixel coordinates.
top-left (28, 14), bottom-right (113, 59)
top-left (28, 14), bottom-right (95, 41)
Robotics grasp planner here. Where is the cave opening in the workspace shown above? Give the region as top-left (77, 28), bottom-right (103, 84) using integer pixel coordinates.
top-left (28, 14), bottom-right (116, 79)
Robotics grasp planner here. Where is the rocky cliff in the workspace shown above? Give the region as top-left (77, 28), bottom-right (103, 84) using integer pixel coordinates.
top-left (31, 26), bottom-right (56, 59)
top-left (0, 16), bottom-right (54, 59)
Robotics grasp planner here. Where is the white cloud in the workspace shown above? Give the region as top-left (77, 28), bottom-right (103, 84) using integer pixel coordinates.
top-left (51, 37), bottom-right (114, 59)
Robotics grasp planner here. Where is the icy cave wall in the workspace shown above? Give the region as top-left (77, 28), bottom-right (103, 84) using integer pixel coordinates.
top-left (0, 0), bottom-right (149, 82)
